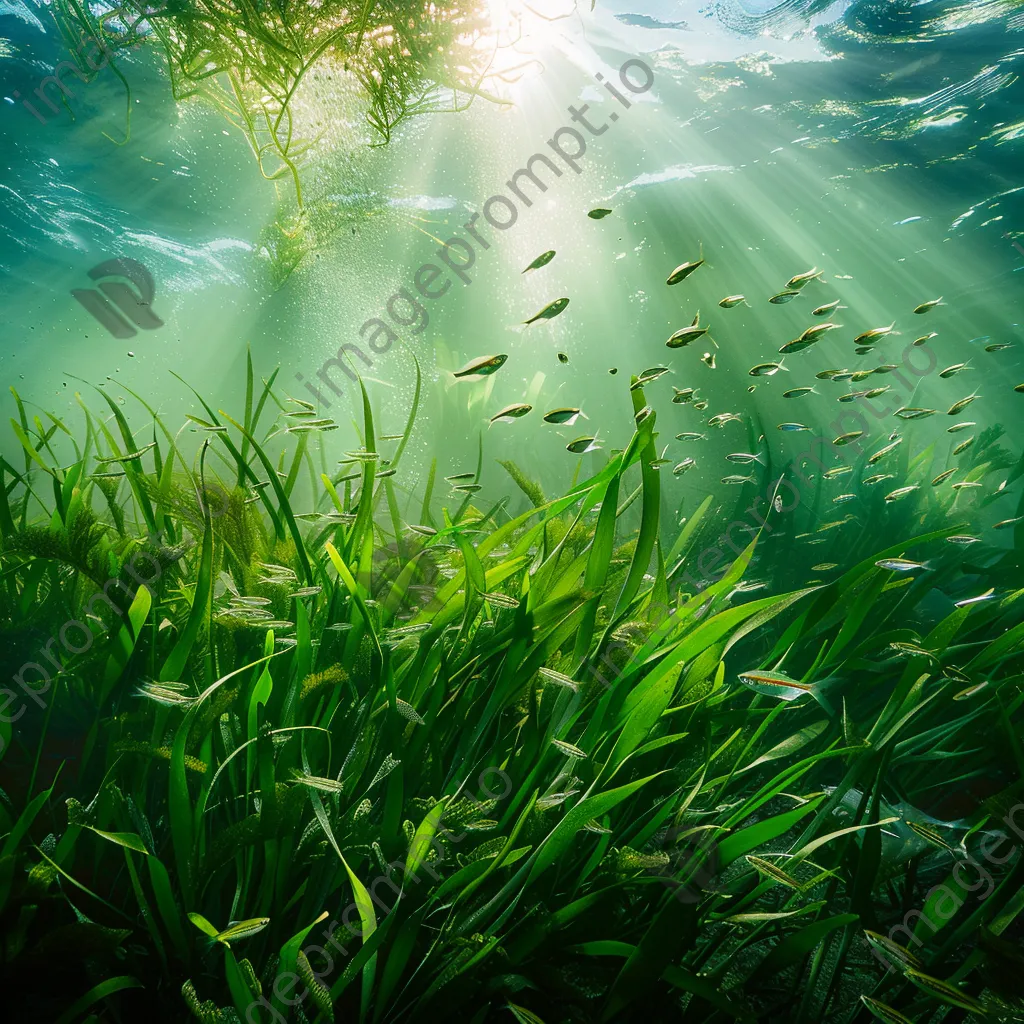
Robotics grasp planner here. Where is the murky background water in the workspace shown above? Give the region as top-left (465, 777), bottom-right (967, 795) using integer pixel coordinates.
top-left (1, 0), bottom-right (1021, 543)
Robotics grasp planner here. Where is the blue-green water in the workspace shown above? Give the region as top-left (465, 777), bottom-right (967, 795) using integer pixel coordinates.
top-left (1, 0), bottom-right (1022, 536)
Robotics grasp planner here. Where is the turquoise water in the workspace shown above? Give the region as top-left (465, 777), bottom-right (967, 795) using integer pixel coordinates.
top-left (1, 0), bottom-right (1022, 543)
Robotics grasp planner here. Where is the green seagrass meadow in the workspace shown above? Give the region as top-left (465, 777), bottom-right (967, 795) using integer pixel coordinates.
top-left (1, 359), bottom-right (1023, 1022)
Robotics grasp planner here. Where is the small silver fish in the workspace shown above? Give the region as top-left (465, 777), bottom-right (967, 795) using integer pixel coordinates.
top-left (490, 403), bottom-right (532, 424)
top-left (799, 322), bottom-right (842, 342)
top-left (894, 407), bottom-right (937, 420)
top-left (864, 386), bottom-right (892, 398)
top-left (985, 343), bottom-right (1012, 352)
top-left (215, 918), bottom-right (271, 944)
top-left (522, 250), bottom-right (556, 273)
top-left (708, 413), bottom-right (742, 427)
top-left (721, 473), bottom-right (755, 484)
top-left (812, 299), bottom-right (844, 317)
top-left (778, 422), bottom-right (811, 431)
top-left (952, 436), bottom-right (975, 456)
top-left (566, 436), bottom-right (600, 454)
top-left (853, 322), bottom-right (896, 345)
top-left (994, 516), bottom-right (1024, 530)
top-left (406, 523), bottom-right (438, 537)
top-left (914, 333), bottom-right (938, 347)
top-left (769, 290), bottom-right (800, 304)
top-left (875, 558), bottom-right (928, 571)
top-left (947, 392), bottom-right (980, 415)
top-left (666, 324), bottom-right (709, 348)
top-left (783, 387), bottom-right (816, 398)
top-left (913, 297), bottom-right (944, 314)
top-left (863, 473), bottom-right (895, 485)
top-left (868, 439), bottom-right (902, 464)
top-left (675, 432), bottom-right (706, 441)
top-left (838, 390), bottom-right (870, 403)
top-left (672, 387), bottom-right (696, 404)
top-left (884, 485), bottom-right (919, 503)
top-left (524, 297), bottom-right (569, 324)
top-left (726, 452), bottom-right (764, 465)
top-left (932, 468), bottom-right (956, 485)
top-left (673, 458), bottom-right (696, 475)
top-left (833, 431), bottom-right (864, 446)
top-left (873, 365), bottom-right (899, 374)
top-left (719, 294), bottom-right (748, 308)
top-left (96, 442), bottom-right (157, 464)
top-left (638, 365), bottom-right (671, 382)
top-left (738, 668), bottom-right (814, 700)
top-left (824, 466), bottom-right (853, 479)
top-left (779, 338), bottom-right (817, 355)
top-left (543, 407), bottom-right (582, 425)
top-left (749, 360), bottom-right (787, 376)
top-left (787, 268), bottom-right (824, 289)
top-left (667, 258), bottom-right (705, 284)
top-left (454, 354), bottom-right (508, 378)
top-left (833, 493), bottom-right (856, 504)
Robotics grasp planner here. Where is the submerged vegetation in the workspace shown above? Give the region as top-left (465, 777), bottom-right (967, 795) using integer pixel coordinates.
top-left (1, 359), bottom-right (1023, 1022)
top-left (46, 0), bottom-right (515, 282)
top-left (53, 0), bottom-right (504, 203)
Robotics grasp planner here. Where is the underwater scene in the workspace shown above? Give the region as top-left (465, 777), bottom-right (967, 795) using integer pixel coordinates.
top-left (1, 0), bottom-right (1024, 1020)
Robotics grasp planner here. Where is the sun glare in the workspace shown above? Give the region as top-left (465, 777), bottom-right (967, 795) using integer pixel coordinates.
top-left (481, 0), bottom-right (584, 100)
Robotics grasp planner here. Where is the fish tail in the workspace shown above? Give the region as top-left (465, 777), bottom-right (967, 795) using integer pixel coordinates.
top-left (812, 690), bottom-right (837, 717)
